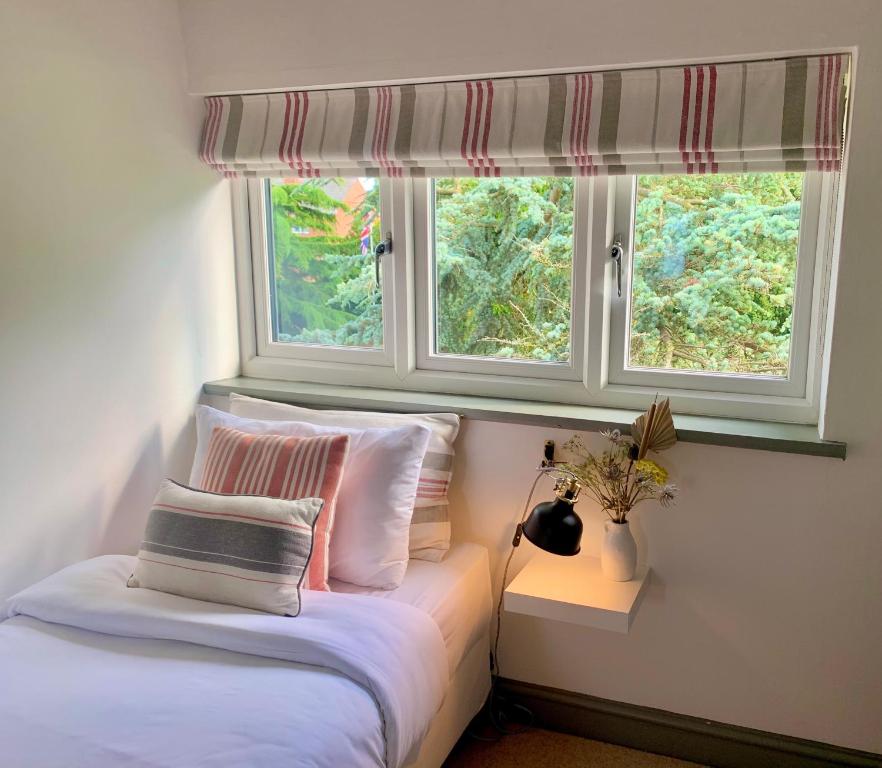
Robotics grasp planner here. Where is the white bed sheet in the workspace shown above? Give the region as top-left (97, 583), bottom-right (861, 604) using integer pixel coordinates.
top-left (330, 542), bottom-right (492, 674)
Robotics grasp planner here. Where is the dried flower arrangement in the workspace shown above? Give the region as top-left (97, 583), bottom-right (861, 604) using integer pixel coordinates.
top-left (562, 398), bottom-right (679, 523)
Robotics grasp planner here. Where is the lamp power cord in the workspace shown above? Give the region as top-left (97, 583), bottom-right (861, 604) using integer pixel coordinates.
top-left (469, 469), bottom-right (550, 741)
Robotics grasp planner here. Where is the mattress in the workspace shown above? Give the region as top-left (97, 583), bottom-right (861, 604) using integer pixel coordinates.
top-left (330, 542), bottom-right (492, 673)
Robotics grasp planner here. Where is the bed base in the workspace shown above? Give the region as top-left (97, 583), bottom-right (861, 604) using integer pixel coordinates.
top-left (403, 630), bottom-right (491, 768)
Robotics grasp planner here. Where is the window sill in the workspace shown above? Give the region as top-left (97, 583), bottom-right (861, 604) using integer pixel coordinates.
top-left (203, 377), bottom-right (846, 460)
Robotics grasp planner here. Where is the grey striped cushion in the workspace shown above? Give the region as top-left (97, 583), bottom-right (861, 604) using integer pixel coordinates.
top-left (127, 480), bottom-right (323, 616)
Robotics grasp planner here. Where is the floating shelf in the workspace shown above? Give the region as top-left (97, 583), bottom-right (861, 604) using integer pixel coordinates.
top-left (504, 550), bottom-right (650, 634)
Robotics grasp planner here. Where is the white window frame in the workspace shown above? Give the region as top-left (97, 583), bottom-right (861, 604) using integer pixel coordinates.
top-left (249, 176), bottom-right (397, 367)
top-left (235, 170), bottom-right (838, 425)
top-left (607, 173), bottom-right (828, 398)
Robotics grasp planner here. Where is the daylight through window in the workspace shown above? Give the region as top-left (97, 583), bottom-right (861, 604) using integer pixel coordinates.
top-left (246, 168), bottom-right (832, 420)
top-left (627, 173), bottom-right (804, 378)
top-left (267, 177), bottom-right (383, 349)
top-left (432, 177), bottom-right (574, 363)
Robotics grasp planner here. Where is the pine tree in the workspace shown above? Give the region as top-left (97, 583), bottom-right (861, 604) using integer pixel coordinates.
top-left (630, 172), bottom-right (802, 374)
top-left (270, 172), bottom-right (801, 371)
top-left (433, 176), bottom-right (574, 361)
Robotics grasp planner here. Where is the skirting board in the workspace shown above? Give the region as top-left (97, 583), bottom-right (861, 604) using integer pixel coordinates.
top-left (497, 678), bottom-right (882, 768)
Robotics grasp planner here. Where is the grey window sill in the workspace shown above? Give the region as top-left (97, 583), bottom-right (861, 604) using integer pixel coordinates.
top-left (203, 377), bottom-right (846, 460)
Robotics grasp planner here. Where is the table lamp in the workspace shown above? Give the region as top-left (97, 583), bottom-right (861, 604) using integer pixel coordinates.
top-left (519, 472), bottom-right (583, 556)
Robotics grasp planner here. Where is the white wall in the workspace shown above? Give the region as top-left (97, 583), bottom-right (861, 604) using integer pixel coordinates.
top-left (0, 1), bottom-right (239, 599)
top-left (185, 0), bottom-right (882, 754)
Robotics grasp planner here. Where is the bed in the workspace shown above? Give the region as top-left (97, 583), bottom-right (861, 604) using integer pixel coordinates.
top-left (0, 542), bottom-right (492, 768)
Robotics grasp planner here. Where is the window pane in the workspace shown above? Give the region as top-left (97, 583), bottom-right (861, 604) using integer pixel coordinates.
top-left (628, 172), bottom-right (803, 377)
top-left (267, 178), bottom-right (382, 348)
top-left (432, 177), bottom-right (574, 363)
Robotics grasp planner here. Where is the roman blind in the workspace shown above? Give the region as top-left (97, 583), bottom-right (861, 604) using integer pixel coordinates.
top-left (201, 54), bottom-right (849, 178)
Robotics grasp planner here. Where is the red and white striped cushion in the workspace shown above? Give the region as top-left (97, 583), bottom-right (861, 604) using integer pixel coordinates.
top-left (228, 395), bottom-right (459, 562)
top-left (198, 427), bottom-right (349, 591)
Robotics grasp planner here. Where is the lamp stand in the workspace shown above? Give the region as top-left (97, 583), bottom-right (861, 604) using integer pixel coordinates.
top-left (471, 464), bottom-right (582, 740)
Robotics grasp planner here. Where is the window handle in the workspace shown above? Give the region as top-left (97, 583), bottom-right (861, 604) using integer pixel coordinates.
top-left (610, 234), bottom-right (624, 298)
top-left (374, 232), bottom-right (392, 287)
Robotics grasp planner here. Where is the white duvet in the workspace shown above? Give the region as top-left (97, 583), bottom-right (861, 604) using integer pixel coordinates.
top-left (0, 556), bottom-right (449, 768)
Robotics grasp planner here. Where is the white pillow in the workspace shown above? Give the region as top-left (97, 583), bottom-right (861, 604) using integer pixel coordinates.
top-left (229, 394), bottom-right (460, 562)
top-left (191, 406), bottom-right (430, 590)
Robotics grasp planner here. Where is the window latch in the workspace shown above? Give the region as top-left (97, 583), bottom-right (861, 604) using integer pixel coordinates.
top-left (610, 234), bottom-right (624, 298)
top-left (374, 232), bottom-right (392, 287)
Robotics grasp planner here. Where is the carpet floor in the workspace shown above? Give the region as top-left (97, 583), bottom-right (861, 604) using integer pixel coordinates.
top-left (443, 728), bottom-right (705, 767)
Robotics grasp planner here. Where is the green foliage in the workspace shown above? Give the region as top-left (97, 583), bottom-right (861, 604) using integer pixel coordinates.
top-left (630, 173), bottom-right (802, 375)
top-left (434, 177), bottom-right (574, 361)
top-left (270, 172), bottom-right (803, 374)
top-left (270, 179), bottom-right (382, 347)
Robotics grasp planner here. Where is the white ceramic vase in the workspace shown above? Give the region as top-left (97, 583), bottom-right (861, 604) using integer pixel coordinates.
top-left (601, 520), bottom-right (637, 581)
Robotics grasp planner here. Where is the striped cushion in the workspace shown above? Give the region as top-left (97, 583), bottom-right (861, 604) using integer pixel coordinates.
top-left (228, 394), bottom-right (459, 562)
top-left (198, 427), bottom-right (349, 591)
top-left (410, 433), bottom-right (456, 562)
top-left (128, 480), bottom-right (323, 616)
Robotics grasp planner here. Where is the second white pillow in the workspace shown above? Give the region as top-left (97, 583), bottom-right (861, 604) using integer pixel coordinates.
top-left (191, 406), bottom-right (430, 590)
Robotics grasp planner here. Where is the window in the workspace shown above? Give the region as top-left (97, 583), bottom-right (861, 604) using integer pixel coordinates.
top-left (626, 173), bottom-right (802, 377)
top-left (431, 177), bottom-right (574, 363)
top-left (608, 172), bottom-right (828, 402)
top-left (266, 177), bottom-right (383, 349)
top-left (240, 171), bottom-right (835, 422)
top-left (248, 176), bottom-right (395, 367)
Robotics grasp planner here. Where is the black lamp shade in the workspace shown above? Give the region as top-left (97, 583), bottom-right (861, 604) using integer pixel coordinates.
top-left (522, 497), bottom-right (583, 556)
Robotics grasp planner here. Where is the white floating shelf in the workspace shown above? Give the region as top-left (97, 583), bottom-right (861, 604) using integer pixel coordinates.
top-left (504, 550), bottom-right (650, 634)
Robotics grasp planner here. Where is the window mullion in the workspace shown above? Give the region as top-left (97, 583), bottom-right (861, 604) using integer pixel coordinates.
top-left (584, 175), bottom-right (618, 396)
top-left (411, 179), bottom-right (433, 375)
top-left (573, 175), bottom-right (600, 395)
top-left (248, 178), bottom-right (275, 360)
top-left (387, 177), bottom-right (416, 379)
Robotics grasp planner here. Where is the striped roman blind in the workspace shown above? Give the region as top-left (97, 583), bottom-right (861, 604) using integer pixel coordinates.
top-left (200, 54), bottom-right (849, 179)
